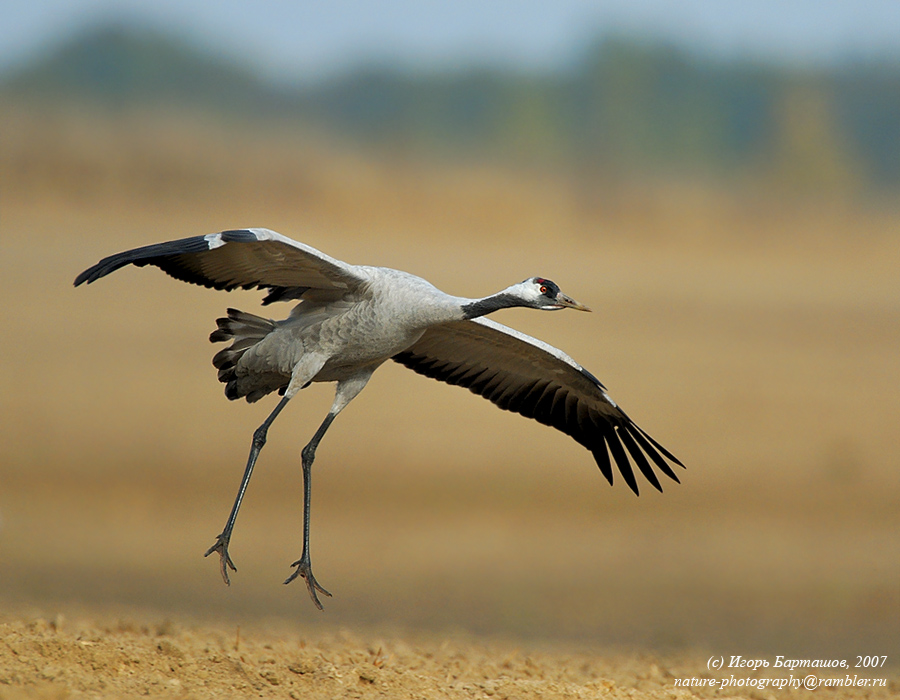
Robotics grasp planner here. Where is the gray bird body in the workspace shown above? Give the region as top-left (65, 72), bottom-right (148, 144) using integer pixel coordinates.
top-left (216, 265), bottom-right (466, 399)
top-left (288, 267), bottom-right (460, 377)
top-left (75, 227), bottom-right (684, 609)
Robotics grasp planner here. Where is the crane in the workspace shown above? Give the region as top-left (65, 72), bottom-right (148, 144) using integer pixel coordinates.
top-left (75, 227), bottom-right (684, 609)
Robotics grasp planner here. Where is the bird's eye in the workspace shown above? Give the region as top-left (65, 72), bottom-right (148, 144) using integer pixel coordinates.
top-left (540, 285), bottom-right (548, 295)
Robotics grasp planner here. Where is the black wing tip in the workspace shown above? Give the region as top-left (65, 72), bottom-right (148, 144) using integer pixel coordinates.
top-left (591, 420), bottom-right (684, 497)
top-left (73, 269), bottom-right (92, 287)
top-left (618, 427), bottom-right (663, 494)
top-left (634, 423), bottom-right (686, 470)
top-left (73, 255), bottom-right (132, 286)
top-left (604, 428), bottom-right (639, 495)
top-left (74, 235), bottom-right (216, 288)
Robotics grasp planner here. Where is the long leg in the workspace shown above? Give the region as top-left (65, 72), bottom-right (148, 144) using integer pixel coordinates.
top-left (204, 394), bottom-right (291, 584)
top-left (283, 412), bottom-right (335, 608)
top-left (283, 371), bottom-right (373, 609)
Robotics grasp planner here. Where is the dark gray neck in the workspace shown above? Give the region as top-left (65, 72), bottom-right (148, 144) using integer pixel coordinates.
top-left (461, 293), bottom-right (523, 319)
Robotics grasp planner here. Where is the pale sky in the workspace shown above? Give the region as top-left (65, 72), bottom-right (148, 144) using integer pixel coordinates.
top-left (2, 0), bottom-right (899, 81)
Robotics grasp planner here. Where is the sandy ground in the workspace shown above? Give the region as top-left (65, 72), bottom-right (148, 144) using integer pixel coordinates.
top-left (2, 609), bottom-right (897, 700)
top-left (1, 106), bottom-right (899, 698)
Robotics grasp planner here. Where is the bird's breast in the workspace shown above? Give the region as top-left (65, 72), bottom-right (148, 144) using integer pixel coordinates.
top-left (278, 271), bottom-right (461, 382)
top-left (309, 300), bottom-right (429, 379)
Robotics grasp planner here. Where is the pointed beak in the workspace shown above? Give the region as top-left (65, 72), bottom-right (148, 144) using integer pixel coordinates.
top-left (555, 293), bottom-right (591, 312)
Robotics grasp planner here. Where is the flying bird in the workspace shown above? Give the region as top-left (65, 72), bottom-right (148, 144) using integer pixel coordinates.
top-left (75, 228), bottom-right (684, 609)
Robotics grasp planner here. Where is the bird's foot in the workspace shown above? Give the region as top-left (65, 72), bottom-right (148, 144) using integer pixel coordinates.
top-left (204, 533), bottom-right (237, 585)
top-left (284, 555), bottom-right (332, 610)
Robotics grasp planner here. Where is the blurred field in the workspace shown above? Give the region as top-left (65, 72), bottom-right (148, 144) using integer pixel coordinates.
top-left (1, 105), bottom-right (898, 694)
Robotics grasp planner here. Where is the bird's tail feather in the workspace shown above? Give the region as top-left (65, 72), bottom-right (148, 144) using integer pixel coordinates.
top-left (210, 309), bottom-right (282, 402)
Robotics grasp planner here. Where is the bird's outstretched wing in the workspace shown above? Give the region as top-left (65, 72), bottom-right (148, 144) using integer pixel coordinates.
top-left (392, 317), bottom-right (684, 495)
top-left (74, 228), bottom-right (368, 303)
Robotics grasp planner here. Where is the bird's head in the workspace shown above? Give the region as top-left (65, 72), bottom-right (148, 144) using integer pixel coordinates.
top-left (512, 277), bottom-right (591, 312)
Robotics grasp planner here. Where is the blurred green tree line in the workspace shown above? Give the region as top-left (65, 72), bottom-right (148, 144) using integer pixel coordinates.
top-left (4, 25), bottom-right (898, 192)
